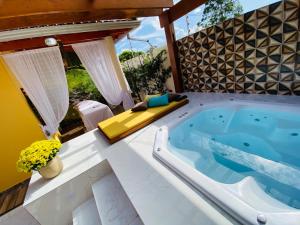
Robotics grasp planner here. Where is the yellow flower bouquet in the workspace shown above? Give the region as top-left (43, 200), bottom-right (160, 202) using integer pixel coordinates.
top-left (17, 140), bottom-right (62, 173)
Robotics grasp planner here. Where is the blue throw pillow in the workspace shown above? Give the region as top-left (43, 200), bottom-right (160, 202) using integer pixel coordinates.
top-left (147, 94), bottom-right (169, 107)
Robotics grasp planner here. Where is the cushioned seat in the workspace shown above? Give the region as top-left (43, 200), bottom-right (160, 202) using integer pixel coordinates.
top-left (98, 98), bottom-right (189, 143)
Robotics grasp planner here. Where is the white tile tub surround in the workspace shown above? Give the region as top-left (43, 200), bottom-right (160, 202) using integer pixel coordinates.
top-left (107, 133), bottom-right (238, 225)
top-left (6, 93), bottom-right (297, 225)
top-left (106, 93), bottom-right (300, 225)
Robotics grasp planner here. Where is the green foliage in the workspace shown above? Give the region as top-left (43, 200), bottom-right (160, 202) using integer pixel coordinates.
top-left (123, 50), bottom-right (171, 101)
top-left (198, 0), bottom-right (243, 28)
top-left (66, 68), bottom-right (106, 104)
top-left (118, 50), bottom-right (145, 63)
top-left (60, 68), bottom-right (107, 133)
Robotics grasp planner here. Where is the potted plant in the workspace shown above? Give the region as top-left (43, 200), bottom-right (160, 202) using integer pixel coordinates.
top-left (17, 140), bottom-right (63, 179)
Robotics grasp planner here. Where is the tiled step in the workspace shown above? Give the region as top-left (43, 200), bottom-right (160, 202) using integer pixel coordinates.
top-left (92, 173), bottom-right (143, 225)
top-left (128, 216), bottom-right (144, 225)
top-left (72, 198), bottom-right (102, 225)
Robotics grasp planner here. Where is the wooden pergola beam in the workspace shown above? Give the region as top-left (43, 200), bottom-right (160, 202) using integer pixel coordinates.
top-left (0, 0), bottom-right (173, 17)
top-left (159, 0), bottom-right (207, 93)
top-left (160, 0), bottom-right (207, 26)
top-left (0, 9), bottom-right (162, 31)
top-left (0, 0), bottom-right (172, 31)
top-left (0, 29), bottom-right (130, 52)
top-left (93, 0), bottom-right (173, 9)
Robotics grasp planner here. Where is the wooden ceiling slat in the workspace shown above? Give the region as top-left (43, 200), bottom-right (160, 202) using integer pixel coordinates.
top-left (0, 0), bottom-right (172, 17)
top-left (93, 0), bottom-right (173, 9)
top-left (0, 9), bottom-right (163, 30)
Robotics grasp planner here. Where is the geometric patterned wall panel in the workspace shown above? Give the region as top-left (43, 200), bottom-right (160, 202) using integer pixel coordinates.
top-left (176, 0), bottom-right (300, 95)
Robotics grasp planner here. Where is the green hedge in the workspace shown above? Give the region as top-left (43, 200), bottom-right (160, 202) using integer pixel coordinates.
top-left (66, 68), bottom-right (106, 105)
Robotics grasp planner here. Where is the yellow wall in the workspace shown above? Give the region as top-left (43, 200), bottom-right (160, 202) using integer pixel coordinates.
top-left (0, 58), bottom-right (45, 192)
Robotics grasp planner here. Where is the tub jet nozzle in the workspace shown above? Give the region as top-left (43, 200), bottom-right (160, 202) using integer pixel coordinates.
top-left (257, 214), bottom-right (267, 224)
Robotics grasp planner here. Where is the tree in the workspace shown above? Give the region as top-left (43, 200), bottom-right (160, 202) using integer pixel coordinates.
top-left (198, 0), bottom-right (243, 28)
top-left (118, 50), bottom-right (144, 63)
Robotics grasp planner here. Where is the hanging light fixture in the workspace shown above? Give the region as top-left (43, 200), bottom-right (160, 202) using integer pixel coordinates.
top-left (44, 37), bottom-right (57, 46)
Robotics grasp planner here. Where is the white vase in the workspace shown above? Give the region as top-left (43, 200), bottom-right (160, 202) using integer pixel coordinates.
top-left (39, 156), bottom-right (63, 179)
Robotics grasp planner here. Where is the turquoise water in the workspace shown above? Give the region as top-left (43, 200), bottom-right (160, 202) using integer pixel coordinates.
top-left (168, 106), bottom-right (300, 209)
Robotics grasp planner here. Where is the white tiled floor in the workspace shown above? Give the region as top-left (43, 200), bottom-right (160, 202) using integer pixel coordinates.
top-left (0, 206), bottom-right (39, 225)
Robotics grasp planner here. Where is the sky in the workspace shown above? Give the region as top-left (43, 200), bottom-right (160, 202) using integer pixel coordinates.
top-left (115, 0), bottom-right (280, 54)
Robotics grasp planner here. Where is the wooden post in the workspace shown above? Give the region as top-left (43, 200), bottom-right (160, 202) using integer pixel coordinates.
top-left (160, 12), bottom-right (183, 93)
top-left (159, 0), bottom-right (207, 93)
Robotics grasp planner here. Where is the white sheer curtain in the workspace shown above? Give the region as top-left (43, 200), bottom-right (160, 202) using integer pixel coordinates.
top-left (72, 37), bottom-right (134, 110)
top-left (2, 47), bottom-right (69, 136)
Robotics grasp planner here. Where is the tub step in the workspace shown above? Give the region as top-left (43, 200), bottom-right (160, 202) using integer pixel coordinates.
top-left (92, 172), bottom-right (143, 225)
top-left (232, 177), bottom-right (295, 212)
top-left (72, 197), bottom-right (102, 225)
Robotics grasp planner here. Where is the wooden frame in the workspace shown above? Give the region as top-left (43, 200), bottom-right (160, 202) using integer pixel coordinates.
top-left (0, 0), bottom-right (173, 30)
top-left (161, 0), bottom-right (207, 25)
top-left (0, 0), bottom-right (173, 16)
top-left (0, 29), bottom-right (131, 52)
top-left (160, 13), bottom-right (183, 93)
top-left (0, 179), bottom-right (30, 216)
top-left (159, 0), bottom-right (208, 93)
top-left (0, 20), bottom-right (140, 43)
top-left (0, 10), bottom-right (162, 31)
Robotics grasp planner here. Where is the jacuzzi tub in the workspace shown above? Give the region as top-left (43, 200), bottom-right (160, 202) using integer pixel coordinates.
top-left (153, 100), bottom-right (300, 225)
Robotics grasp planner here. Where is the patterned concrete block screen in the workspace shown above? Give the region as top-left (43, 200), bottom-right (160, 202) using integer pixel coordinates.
top-left (176, 0), bottom-right (300, 95)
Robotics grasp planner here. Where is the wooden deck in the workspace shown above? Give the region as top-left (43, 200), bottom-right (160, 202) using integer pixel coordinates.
top-left (0, 179), bottom-right (30, 216)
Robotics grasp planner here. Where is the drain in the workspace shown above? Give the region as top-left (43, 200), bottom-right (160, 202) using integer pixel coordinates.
top-left (255, 118), bottom-right (260, 122)
top-left (189, 124), bottom-right (194, 127)
top-left (291, 133), bottom-right (298, 136)
top-left (219, 115), bottom-right (223, 118)
top-left (243, 142), bottom-right (250, 147)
